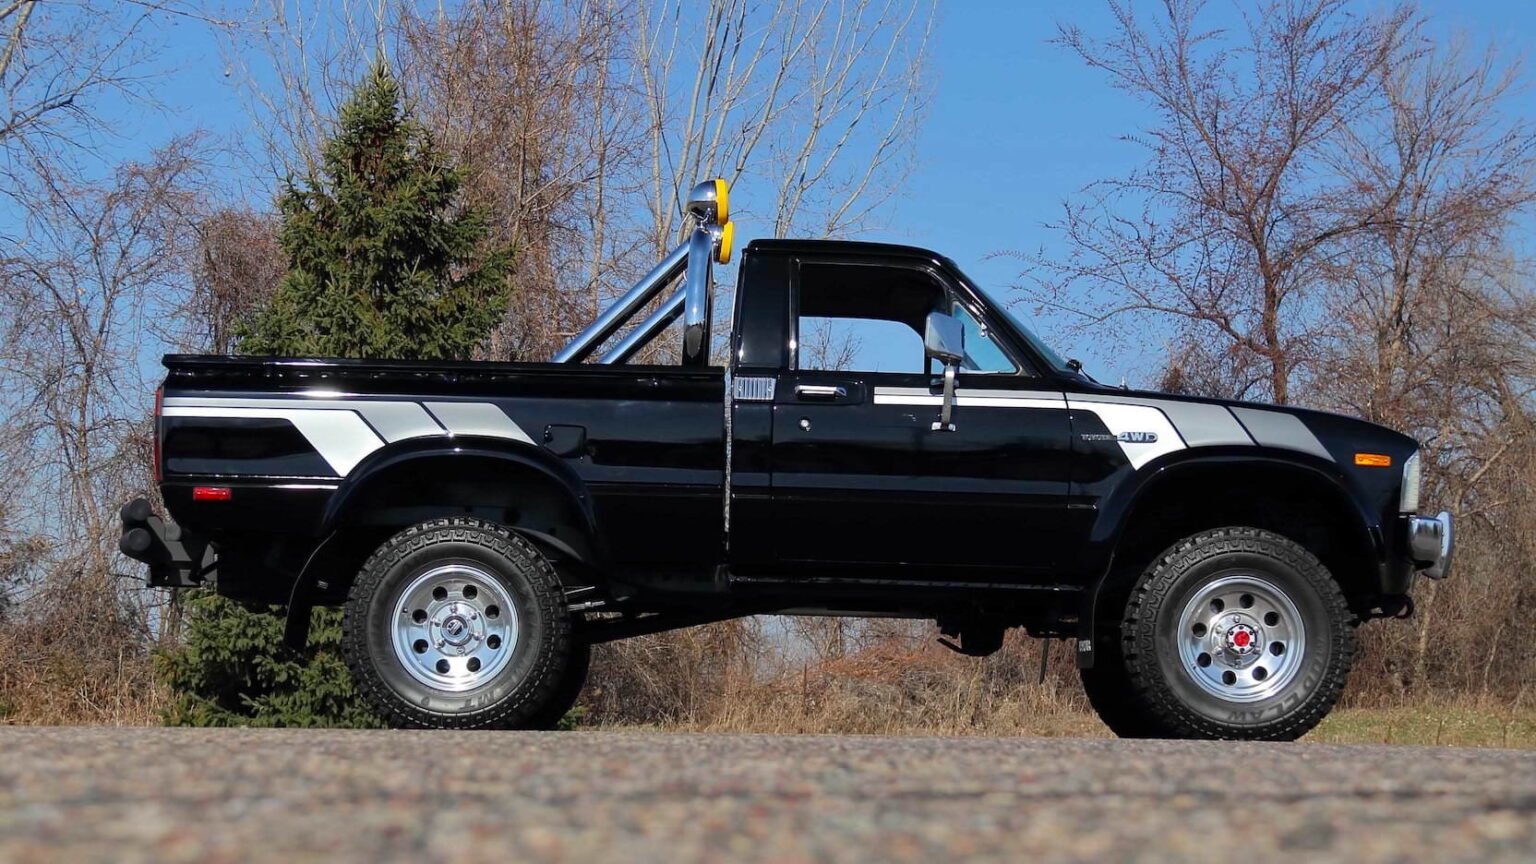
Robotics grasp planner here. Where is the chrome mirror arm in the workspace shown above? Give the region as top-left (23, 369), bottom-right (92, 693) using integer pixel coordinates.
top-left (931, 363), bottom-right (958, 432)
top-left (680, 223), bottom-right (720, 367)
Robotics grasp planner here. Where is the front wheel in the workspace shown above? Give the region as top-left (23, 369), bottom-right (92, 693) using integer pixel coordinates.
top-left (1093, 527), bottom-right (1356, 740)
top-left (342, 518), bottom-right (574, 729)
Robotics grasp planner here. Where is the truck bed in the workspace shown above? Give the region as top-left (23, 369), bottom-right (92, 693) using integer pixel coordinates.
top-left (157, 354), bottom-right (729, 599)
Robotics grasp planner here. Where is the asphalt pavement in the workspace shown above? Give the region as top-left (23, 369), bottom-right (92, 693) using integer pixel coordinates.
top-left (1, 726), bottom-right (1532, 863)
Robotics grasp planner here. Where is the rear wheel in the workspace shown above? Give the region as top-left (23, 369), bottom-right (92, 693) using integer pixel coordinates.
top-left (1092, 527), bottom-right (1355, 740)
top-left (342, 518), bottom-right (573, 729)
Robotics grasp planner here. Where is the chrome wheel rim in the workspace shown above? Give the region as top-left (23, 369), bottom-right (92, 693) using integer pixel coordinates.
top-left (390, 564), bottom-right (519, 693)
top-left (1175, 574), bottom-right (1305, 703)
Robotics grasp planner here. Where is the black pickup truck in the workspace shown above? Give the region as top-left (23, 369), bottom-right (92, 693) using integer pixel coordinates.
top-left (121, 180), bottom-right (1451, 739)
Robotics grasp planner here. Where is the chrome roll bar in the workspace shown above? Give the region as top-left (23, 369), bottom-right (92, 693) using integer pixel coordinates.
top-left (556, 179), bottom-right (725, 366)
top-left (680, 223), bottom-right (720, 367)
top-left (598, 285), bottom-right (686, 365)
top-left (553, 242), bottom-right (690, 364)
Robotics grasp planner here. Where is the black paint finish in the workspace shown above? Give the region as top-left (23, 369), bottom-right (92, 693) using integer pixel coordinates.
top-left (141, 239), bottom-right (1434, 631)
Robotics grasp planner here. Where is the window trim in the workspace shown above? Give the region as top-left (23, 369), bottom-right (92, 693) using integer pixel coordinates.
top-left (788, 255), bottom-right (1037, 377)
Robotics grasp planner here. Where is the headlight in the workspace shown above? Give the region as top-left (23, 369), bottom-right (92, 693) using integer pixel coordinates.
top-left (1400, 450), bottom-right (1421, 512)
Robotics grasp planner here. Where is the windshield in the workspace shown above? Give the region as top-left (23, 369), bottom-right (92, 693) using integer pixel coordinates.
top-left (967, 283), bottom-right (1072, 373)
top-left (997, 303), bottom-right (1071, 372)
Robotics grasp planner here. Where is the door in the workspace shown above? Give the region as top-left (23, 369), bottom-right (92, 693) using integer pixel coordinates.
top-left (769, 258), bottom-right (1075, 576)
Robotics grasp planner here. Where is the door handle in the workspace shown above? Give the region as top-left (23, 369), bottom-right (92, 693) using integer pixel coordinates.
top-left (795, 384), bottom-right (848, 400)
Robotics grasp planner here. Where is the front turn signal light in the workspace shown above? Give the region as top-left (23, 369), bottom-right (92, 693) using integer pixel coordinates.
top-left (1354, 453), bottom-right (1392, 467)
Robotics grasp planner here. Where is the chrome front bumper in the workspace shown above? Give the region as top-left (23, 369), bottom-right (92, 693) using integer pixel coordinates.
top-left (1406, 510), bottom-right (1453, 580)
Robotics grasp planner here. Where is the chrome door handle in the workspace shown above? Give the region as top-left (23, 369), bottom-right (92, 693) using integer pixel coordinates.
top-left (795, 384), bottom-right (848, 400)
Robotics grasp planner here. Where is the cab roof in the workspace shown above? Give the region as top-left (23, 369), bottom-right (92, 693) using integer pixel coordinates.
top-left (745, 238), bottom-right (950, 264)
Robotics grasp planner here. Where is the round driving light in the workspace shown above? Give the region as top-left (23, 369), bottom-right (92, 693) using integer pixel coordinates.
top-left (713, 178), bottom-right (730, 224)
top-left (685, 177), bottom-right (730, 224)
top-left (716, 220), bottom-right (735, 264)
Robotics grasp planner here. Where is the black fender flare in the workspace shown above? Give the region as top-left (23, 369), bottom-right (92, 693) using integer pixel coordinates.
top-left (1072, 449), bottom-right (1381, 668)
top-left (320, 435), bottom-right (600, 543)
top-left (283, 436), bottom-right (602, 650)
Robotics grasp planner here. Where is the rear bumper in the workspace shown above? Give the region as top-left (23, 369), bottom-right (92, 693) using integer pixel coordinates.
top-left (119, 498), bottom-right (215, 588)
top-left (1405, 510), bottom-right (1453, 581)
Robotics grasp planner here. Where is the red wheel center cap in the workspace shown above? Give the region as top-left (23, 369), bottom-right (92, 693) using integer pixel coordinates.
top-left (1233, 629), bottom-right (1252, 648)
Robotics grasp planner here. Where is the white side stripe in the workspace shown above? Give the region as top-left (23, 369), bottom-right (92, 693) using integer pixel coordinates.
top-left (162, 406), bottom-right (384, 476)
top-left (163, 398), bottom-right (535, 476)
top-left (1066, 401), bottom-right (1186, 470)
top-left (164, 397), bottom-right (442, 443)
top-left (425, 402), bottom-right (535, 444)
top-left (871, 386), bottom-right (1188, 470)
top-left (873, 387), bottom-right (1066, 410)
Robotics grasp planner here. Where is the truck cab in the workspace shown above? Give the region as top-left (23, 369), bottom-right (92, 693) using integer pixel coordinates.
top-left (122, 179), bottom-right (1452, 739)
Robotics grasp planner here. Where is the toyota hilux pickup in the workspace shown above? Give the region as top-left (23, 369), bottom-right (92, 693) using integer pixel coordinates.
top-left (120, 180), bottom-right (1452, 739)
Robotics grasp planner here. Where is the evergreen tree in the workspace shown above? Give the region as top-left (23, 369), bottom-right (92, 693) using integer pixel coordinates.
top-left (160, 63), bottom-right (511, 726)
top-left (240, 62), bottom-right (510, 359)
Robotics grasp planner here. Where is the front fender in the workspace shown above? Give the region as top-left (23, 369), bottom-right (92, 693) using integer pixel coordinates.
top-left (1073, 449), bottom-right (1382, 667)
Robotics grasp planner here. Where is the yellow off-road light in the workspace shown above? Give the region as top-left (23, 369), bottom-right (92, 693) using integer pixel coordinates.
top-left (716, 220), bottom-right (735, 264)
top-left (713, 178), bottom-right (730, 224)
top-left (1354, 453), bottom-right (1392, 467)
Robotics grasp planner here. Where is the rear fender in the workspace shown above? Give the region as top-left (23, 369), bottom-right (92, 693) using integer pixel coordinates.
top-left (321, 435), bottom-right (602, 560)
top-left (283, 437), bottom-right (601, 649)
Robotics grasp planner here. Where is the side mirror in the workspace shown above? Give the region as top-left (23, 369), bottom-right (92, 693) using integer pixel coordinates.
top-left (924, 311), bottom-right (964, 432)
top-left (924, 311), bottom-right (965, 367)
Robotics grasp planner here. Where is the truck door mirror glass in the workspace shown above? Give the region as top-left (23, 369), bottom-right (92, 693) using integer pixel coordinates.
top-left (924, 312), bottom-right (965, 366)
top-left (924, 311), bottom-right (964, 432)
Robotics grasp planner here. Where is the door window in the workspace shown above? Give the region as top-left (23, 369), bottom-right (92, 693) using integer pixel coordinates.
top-left (793, 261), bottom-right (943, 374)
top-left (791, 259), bottom-right (1022, 375)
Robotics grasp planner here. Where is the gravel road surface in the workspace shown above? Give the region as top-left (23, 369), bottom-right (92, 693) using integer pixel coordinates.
top-left (1, 727), bottom-right (1532, 863)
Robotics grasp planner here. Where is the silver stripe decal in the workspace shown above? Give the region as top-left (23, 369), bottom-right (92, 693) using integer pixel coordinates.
top-left (873, 387), bottom-right (1065, 410)
top-left (1230, 407), bottom-right (1334, 462)
top-left (164, 397), bottom-right (536, 476)
top-left (424, 402), bottom-right (535, 444)
top-left (1068, 393), bottom-right (1254, 448)
top-left (1066, 400), bottom-right (1186, 470)
top-left (161, 406), bottom-right (383, 476)
top-left (165, 397), bottom-right (442, 443)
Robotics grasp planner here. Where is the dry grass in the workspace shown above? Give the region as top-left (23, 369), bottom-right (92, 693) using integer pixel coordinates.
top-left (583, 624), bottom-right (1536, 749)
top-left (625, 636), bottom-right (1104, 738)
top-left (0, 629), bottom-right (170, 726)
top-left (4, 615), bottom-right (1532, 750)
top-left (1309, 701), bottom-right (1536, 748)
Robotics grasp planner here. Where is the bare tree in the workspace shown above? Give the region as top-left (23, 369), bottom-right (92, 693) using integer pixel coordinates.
top-left (635, 0), bottom-right (933, 251)
top-left (394, 0), bottom-right (639, 361)
top-left (0, 136), bottom-right (207, 638)
top-left (1045, 0), bottom-right (1536, 701)
top-left (1031, 0), bottom-right (1412, 403)
top-left (0, 1), bottom-right (234, 180)
top-left (1315, 36), bottom-right (1536, 429)
top-left (167, 207), bottom-right (285, 354)
top-left (226, 0), bottom-right (935, 365)
top-left (1307, 36), bottom-right (1536, 696)
top-left (798, 318), bottom-right (862, 371)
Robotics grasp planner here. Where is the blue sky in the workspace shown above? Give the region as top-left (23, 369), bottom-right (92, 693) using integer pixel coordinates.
top-left (868, 0), bottom-right (1536, 382)
top-left (92, 0), bottom-right (1536, 383)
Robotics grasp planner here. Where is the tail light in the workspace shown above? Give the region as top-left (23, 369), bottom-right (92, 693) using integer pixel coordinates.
top-left (152, 385), bottom-right (164, 485)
